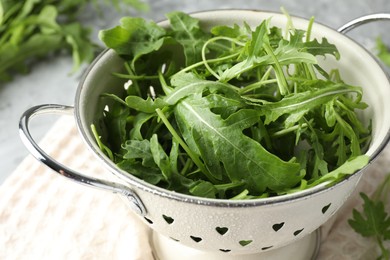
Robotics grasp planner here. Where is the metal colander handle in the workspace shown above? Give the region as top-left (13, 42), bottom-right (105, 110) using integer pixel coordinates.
top-left (338, 13), bottom-right (390, 33)
top-left (19, 104), bottom-right (146, 216)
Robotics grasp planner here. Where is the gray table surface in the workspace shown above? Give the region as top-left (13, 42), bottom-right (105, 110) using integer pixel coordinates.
top-left (1, 0), bottom-right (389, 184)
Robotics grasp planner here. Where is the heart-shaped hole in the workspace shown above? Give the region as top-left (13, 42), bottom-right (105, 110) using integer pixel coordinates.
top-left (219, 249), bottom-right (231, 253)
top-left (293, 228), bottom-right (304, 236)
top-left (216, 226), bottom-right (229, 235)
top-left (190, 236), bottom-right (202, 243)
top-left (239, 240), bottom-right (253, 247)
top-left (322, 203), bottom-right (331, 214)
top-left (272, 222), bottom-right (284, 232)
top-left (162, 214), bottom-right (174, 224)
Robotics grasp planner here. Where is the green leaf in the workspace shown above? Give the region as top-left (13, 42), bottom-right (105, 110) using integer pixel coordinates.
top-left (117, 160), bottom-right (163, 185)
top-left (122, 139), bottom-right (155, 167)
top-left (304, 37), bottom-right (340, 59)
top-left (63, 22), bottom-right (95, 72)
top-left (129, 112), bottom-right (155, 140)
top-left (18, 0), bottom-right (40, 20)
top-left (211, 24), bottom-right (246, 38)
top-left (274, 40), bottom-right (317, 65)
top-left (310, 155), bottom-right (369, 186)
top-left (258, 81), bottom-right (361, 124)
top-left (125, 96), bottom-right (167, 113)
top-left (166, 72), bottom-right (239, 105)
top-left (119, 0), bottom-right (149, 11)
top-left (166, 11), bottom-right (209, 66)
top-left (324, 100), bottom-right (337, 127)
top-left (98, 17), bottom-right (166, 64)
top-left (218, 21), bottom-right (272, 82)
top-left (248, 19), bottom-right (268, 57)
top-left (150, 134), bottom-right (172, 181)
top-left (175, 96), bottom-right (302, 193)
top-left (102, 102), bottom-right (129, 151)
top-left (348, 193), bottom-right (390, 238)
top-left (0, 33), bottom-right (63, 78)
top-left (189, 181), bottom-right (217, 198)
top-left (38, 5), bottom-right (59, 34)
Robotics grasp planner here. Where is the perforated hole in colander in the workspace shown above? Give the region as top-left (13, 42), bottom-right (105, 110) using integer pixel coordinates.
top-left (219, 249), bottom-right (231, 253)
top-left (144, 217), bottom-right (153, 224)
top-left (162, 214), bottom-right (174, 224)
top-left (262, 245), bottom-right (273, 250)
top-left (293, 228), bottom-right (304, 236)
top-left (190, 235), bottom-right (202, 243)
top-left (322, 203), bottom-right (331, 214)
top-left (272, 222), bottom-right (285, 232)
top-left (239, 240), bottom-right (253, 246)
top-left (215, 226), bottom-right (229, 235)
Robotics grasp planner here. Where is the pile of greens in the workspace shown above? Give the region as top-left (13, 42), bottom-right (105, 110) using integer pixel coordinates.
top-left (92, 11), bottom-right (371, 200)
top-left (0, 0), bottom-right (147, 82)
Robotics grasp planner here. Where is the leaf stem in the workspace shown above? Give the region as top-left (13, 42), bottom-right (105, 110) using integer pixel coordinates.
top-left (263, 42), bottom-right (290, 95)
top-left (214, 181), bottom-right (245, 191)
top-left (112, 72), bottom-right (159, 80)
top-left (305, 16), bottom-right (315, 42)
top-left (201, 36), bottom-right (245, 79)
top-left (239, 79), bottom-right (278, 94)
top-left (175, 52), bottom-right (240, 75)
top-left (271, 123), bottom-right (308, 137)
top-left (377, 235), bottom-right (390, 260)
top-left (155, 108), bottom-right (217, 183)
top-left (90, 124), bottom-right (114, 161)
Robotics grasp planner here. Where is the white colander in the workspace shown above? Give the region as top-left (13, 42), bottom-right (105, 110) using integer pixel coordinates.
top-left (20, 10), bottom-right (390, 258)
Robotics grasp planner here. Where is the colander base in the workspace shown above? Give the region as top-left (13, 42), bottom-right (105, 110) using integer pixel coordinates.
top-left (152, 228), bottom-right (321, 260)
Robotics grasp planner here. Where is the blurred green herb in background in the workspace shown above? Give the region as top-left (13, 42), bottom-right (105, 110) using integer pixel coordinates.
top-left (0, 0), bottom-right (148, 82)
top-left (376, 36), bottom-right (390, 67)
top-left (349, 174), bottom-right (390, 260)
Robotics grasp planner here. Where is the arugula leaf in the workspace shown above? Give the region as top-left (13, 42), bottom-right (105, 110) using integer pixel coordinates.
top-left (174, 96), bottom-right (302, 193)
top-left (117, 159), bottom-right (164, 185)
top-left (166, 11), bottom-right (209, 66)
top-left (190, 181), bottom-right (218, 199)
top-left (349, 193), bottom-right (390, 237)
top-left (0, 34), bottom-right (63, 81)
top-left (304, 37), bottom-right (340, 59)
top-left (211, 24), bottom-right (247, 38)
top-left (63, 23), bottom-right (96, 72)
top-left (99, 17), bottom-right (166, 67)
top-left (349, 190), bottom-right (390, 260)
top-left (219, 20), bottom-right (271, 82)
top-left (258, 82), bottom-right (361, 124)
top-left (125, 96), bottom-right (167, 113)
top-left (309, 155), bottom-right (369, 186)
top-left (166, 72), bottom-right (239, 105)
top-left (123, 139), bottom-right (156, 167)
